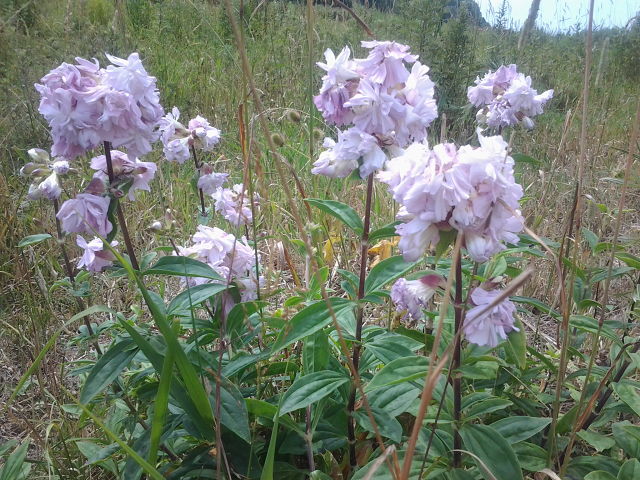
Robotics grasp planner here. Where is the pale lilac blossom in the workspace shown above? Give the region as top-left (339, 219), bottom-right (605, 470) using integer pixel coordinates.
top-left (56, 193), bottom-right (113, 237)
top-left (76, 236), bottom-right (118, 272)
top-left (357, 40), bottom-right (417, 88)
top-left (35, 53), bottom-right (163, 159)
top-left (197, 164), bottom-right (228, 195)
top-left (391, 275), bottom-right (444, 322)
top-left (178, 225), bottom-right (260, 301)
top-left (378, 131), bottom-right (524, 262)
top-left (212, 184), bottom-right (258, 227)
top-left (467, 64), bottom-right (553, 129)
top-left (188, 115), bottom-right (221, 151)
top-left (314, 46), bottom-right (359, 126)
top-left (312, 127), bottom-right (386, 178)
top-left (157, 107), bottom-right (222, 162)
top-left (90, 150), bottom-right (157, 200)
top-left (463, 286), bottom-right (518, 347)
top-left (312, 41), bottom-right (437, 179)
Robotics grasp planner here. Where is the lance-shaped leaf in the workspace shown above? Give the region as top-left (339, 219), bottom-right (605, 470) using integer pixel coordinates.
top-left (279, 370), bottom-right (349, 416)
top-left (305, 198), bottom-right (364, 235)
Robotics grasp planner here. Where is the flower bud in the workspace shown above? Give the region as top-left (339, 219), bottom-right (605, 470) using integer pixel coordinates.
top-left (522, 116), bottom-right (535, 130)
top-left (149, 220), bottom-right (163, 231)
top-left (312, 128), bottom-right (325, 141)
top-left (285, 109), bottom-right (301, 123)
top-left (271, 133), bottom-right (285, 147)
top-left (28, 148), bottom-right (50, 163)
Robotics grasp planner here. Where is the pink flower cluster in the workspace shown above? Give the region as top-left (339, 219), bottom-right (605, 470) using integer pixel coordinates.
top-left (390, 274), bottom-right (444, 322)
top-left (35, 53), bottom-right (164, 159)
top-left (20, 148), bottom-right (72, 201)
top-left (158, 107), bottom-right (221, 163)
top-left (178, 225), bottom-right (261, 302)
top-left (313, 41), bottom-right (437, 178)
top-left (463, 286), bottom-right (519, 347)
top-left (467, 64), bottom-right (553, 129)
top-left (377, 131), bottom-right (524, 263)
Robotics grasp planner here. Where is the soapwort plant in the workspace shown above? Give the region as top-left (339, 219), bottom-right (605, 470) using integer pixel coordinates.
top-left (8, 9), bottom-right (640, 480)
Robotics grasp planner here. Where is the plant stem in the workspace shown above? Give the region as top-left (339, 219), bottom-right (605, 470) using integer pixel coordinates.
top-left (103, 141), bottom-right (139, 270)
top-left (347, 173), bottom-right (374, 469)
top-left (452, 252), bottom-right (463, 468)
top-left (190, 145), bottom-right (208, 217)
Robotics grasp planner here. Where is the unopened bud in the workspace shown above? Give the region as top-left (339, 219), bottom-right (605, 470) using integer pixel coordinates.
top-left (312, 128), bottom-right (324, 141)
top-left (285, 109), bottom-right (301, 123)
top-left (271, 133), bottom-right (285, 147)
top-left (522, 116), bottom-right (535, 130)
top-left (28, 148), bottom-right (50, 163)
top-left (149, 221), bottom-right (163, 231)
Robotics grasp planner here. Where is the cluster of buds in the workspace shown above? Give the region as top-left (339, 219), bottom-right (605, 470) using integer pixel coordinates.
top-left (20, 149), bottom-right (74, 201)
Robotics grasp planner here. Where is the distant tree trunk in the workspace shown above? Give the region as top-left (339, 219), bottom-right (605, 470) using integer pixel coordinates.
top-left (518, 0), bottom-right (541, 50)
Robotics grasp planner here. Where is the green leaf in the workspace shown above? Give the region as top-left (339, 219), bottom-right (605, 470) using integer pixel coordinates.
top-left (365, 335), bottom-right (416, 364)
top-left (584, 472), bottom-right (617, 480)
top-left (570, 315), bottom-right (621, 345)
top-left (615, 252), bottom-right (640, 269)
top-left (354, 406), bottom-right (402, 443)
top-left (512, 153), bottom-right (541, 166)
top-left (80, 339), bottom-right (138, 403)
top-left (459, 424), bottom-right (523, 480)
top-left (490, 417), bottom-right (551, 444)
top-left (167, 283), bottom-right (228, 314)
top-left (613, 422), bottom-right (640, 457)
top-left (369, 221), bottom-right (400, 243)
top-left (568, 456), bottom-right (621, 479)
top-left (147, 337), bottom-right (175, 467)
top-left (0, 438), bottom-right (30, 480)
top-left (144, 255), bottom-right (223, 282)
top-left (504, 318), bottom-right (527, 369)
top-left (17, 233), bottom-right (52, 248)
top-left (245, 399), bottom-right (302, 433)
top-left (271, 298), bottom-right (355, 352)
top-left (71, 397), bottom-right (165, 480)
top-left (591, 266), bottom-right (635, 284)
top-left (219, 378), bottom-right (251, 442)
top-left (577, 430), bottom-right (616, 452)
top-left (366, 383), bottom-right (421, 417)
top-left (581, 228), bottom-right (599, 252)
top-left (613, 383), bottom-right (640, 416)
top-left (279, 370), bottom-right (349, 416)
top-left (365, 356), bottom-right (429, 392)
top-left (305, 198), bottom-right (363, 235)
top-left (302, 330), bottom-right (330, 374)
top-left (309, 471), bottom-right (333, 480)
top-left (364, 255), bottom-right (416, 295)
top-left (618, 459), bottom-right (640, 480)
top-left (512, 442), bottom-right (547, 472)
top-left (435, 228), bottom-right (457, 261)
top-left (465, 398), bottom-right (513, 419)
top-left (511, 296), bottom-right (560, 317)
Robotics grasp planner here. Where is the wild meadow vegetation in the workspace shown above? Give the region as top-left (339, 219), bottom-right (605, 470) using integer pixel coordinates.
top-left (1, 0), bottom-right (639, 479)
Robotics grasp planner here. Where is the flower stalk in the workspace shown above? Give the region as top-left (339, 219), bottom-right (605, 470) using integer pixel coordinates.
top-left (347, 172), bottom-right (375, 469)
top-left (452, 251), bottom-right (463, 468)
top-left (104, 141), bottom-right (139, 270)
top-left (190, 145), bottom-right (208, 217)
